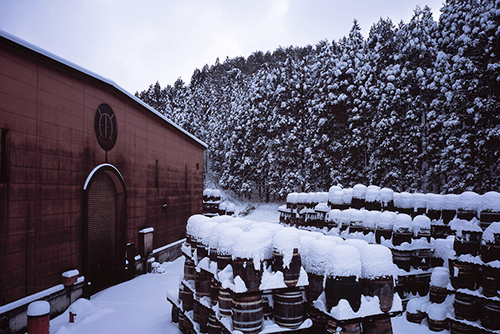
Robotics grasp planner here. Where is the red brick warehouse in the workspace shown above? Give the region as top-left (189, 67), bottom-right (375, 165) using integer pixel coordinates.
top-left (0, 29), bottom-right (206, 308)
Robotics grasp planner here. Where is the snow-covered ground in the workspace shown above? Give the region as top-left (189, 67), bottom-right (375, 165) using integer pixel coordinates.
top-left (48, 201), bottom-right (448, 334)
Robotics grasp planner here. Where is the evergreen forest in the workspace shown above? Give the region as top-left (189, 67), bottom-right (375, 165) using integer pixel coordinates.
top-left (136, 0), bottom-right (500, 199)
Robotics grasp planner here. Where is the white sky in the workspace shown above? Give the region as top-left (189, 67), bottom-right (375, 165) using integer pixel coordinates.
top-left (0, 0), bottom-right (443, 94)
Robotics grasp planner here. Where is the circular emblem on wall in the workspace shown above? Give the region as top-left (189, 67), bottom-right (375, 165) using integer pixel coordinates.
top-left (94, 103), bottom-right (117, 151)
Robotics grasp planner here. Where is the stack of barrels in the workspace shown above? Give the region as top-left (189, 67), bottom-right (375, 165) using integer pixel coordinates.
top-left (202, 189), bottom-right (221, 217)
top-left (449, 222), bottom-right (500, 332)
top-left (284, 187), bottom-right (500, 237)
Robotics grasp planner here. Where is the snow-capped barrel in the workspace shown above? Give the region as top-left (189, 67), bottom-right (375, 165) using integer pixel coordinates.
top-left (314, 202), bottom-right (330, 228)
top-left (194, 220), bottom-right (218, 263)
top-left (429, 267), bottom-right (450, 303)
top-left (218, 202), bottom-right (227, 216)
top-left (426, 193), bottom-right (443, 221)
top-left (297, 192), bottom-right (308, 212)
top-left (413, 215), bottom-right (431, 241)
top-left (216, 227), bottom-right (244, 272)
top-left (452, 219), bottom-right (483, 257)
top-left (329, 190), bottom-right (345, 211)
top-left (450, 255), bottom-right (480, 290)
top-left (231, 230), bottom-right (272, 292)
top-left (479, 261), bottom-right (500, 298)
top-left (442, 194), bottom-right (459, 223)
top-left (186, 214), bottom-right (211, 257)
top-left (342, 188), bottom-right (353, 210)
top-left (272, 227), bottom-right (301, 287)
top-left (324, 244), bottom-right (362, 312)
top-left (27, 300), bottom-right (50, 334)
top-left (273, 288), bottom-right (305, 329)
top-left (231, 291), bottom-right (263, 334)
top-left (301, 237), bottom-right (339, 304)
top-left (365, 185), bottom-right (381, 211)
top-left (375, 211), bottom-right (396, 244)
top-left (226, 203), bottom-right (236, 216)
top-left (480, 222), bottom-right (500, 263)
top-left (349, 209), bottom-right (365, 234)
top-left (380, 188), bottom-right (395, 212)
top-left (405, 297), bottom-right (427, 324)
top-left (480, 191), bottom-right (500, 230)
top-left (208, 221), bottom-right (230, 263)
top-left (328, 185), bottom-right (343, 209)
top-left (392, 213), bottom-right (413, 246)
top-left (326, 209), bottom-right (342, 229)
top-left (363, 210), bottom-right (380, 235)
top-left (394, 192), bottom-right (414, 216)
top-left (431, 237), bottom-right (454, 268)
top-left (203, 189), bottom-right (211, 202)
top-left (413, 193), bottom-right (427, 217)
top-left (359, 244), bottom-right (394, 313)
top-left (210, 189), bottom-right (221, 202)
top-left (458, 191), bottom-right (481, 221)
top-left (287, 192), bottom-right (299, 210)
top-left (339, 208), bottom-right (354, 231)
top-left (426, 303), bottom-right (449, 332)
top-left (351, 184), bottom-right (367, 209)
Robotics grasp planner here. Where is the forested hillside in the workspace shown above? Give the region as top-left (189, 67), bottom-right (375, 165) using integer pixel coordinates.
top-left (136, 1), bottom-right (500, 199)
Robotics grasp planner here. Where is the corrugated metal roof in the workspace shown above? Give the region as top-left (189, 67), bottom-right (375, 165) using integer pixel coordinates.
top-left (0, 29), bottom-right (207, 149)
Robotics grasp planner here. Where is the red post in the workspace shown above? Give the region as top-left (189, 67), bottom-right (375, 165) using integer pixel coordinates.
top-left (27, 301), bottom-right (50, 334)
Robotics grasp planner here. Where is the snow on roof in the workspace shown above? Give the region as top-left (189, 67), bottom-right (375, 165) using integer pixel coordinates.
top-left (0, 29), bottom-right (207, 149)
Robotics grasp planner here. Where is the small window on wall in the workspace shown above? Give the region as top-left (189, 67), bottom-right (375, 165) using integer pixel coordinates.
top-left (1, 128), bottom-right (9, 183)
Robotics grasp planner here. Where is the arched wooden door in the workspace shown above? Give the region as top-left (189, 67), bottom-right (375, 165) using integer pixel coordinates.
top-left (83, 164), bottom-right (126, 297)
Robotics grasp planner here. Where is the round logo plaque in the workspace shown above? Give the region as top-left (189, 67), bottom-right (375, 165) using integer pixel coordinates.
top-left (94, 103), bottom-right (117, 151)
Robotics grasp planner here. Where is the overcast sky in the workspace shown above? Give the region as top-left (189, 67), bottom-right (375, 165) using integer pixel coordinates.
top-left (0, 0), bottom-right (443, 94)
